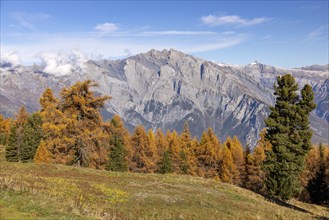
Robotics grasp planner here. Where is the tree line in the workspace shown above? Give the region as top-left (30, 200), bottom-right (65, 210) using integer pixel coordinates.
top-left (0, 76), bottom-right (328, 204)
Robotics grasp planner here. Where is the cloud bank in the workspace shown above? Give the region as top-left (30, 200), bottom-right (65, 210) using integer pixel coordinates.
top-left (0, 51), bottom-right (21, 66)
top-left (94, 22), bottom-right (119, 33)
top-left (36, 50), bottom-right (88, 76)
top-left (202, 15), bottom-right (269, 26)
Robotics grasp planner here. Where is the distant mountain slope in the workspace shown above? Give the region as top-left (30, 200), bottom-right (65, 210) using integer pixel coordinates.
top-left (0, 49), bottom-right (328, 146)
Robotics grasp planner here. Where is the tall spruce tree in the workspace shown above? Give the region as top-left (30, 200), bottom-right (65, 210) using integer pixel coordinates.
top-left (21, 112), bottom-right (43, 162)
top-left (5, 106), bottom-right (28, 162)
top-left (158, 150), bottom-right (173, 174)
top-left (105, 115), bottom-right (130, 172)
top-left (263, 74), bottom-right (316, 200)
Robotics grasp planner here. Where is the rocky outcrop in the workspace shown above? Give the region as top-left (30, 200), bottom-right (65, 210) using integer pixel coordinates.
top-left (1, 49), bottom-right (328, 147)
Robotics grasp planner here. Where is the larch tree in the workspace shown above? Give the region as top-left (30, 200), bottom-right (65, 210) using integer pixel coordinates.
top-left (0, 115), bottom-right (11, 146)
top-left (300, 146), bottom-right (320, 191)
top-left (59, 80), bottom-right (110, 169)
top-left (223, 136), bottom-right (240, 184)
top-left (179, 122), bottom-right (197, 175)
top-left (240, 130), bottom-right (269, 193)
top-left (148, 129), bottom-right (159, 166)
top-left (6, 106), bottom-right (28, 162)
top-left (196, 128), bottom-right (221, 178)
top-left (155, 128), bottom-right (168, 157)
top-left (306, 144), bottom-right (329, 204)
top-left (130, 125), bottom-right (156, 173)
top-left (219, 144), bottom-right (236, 183)
top-left (156, 128), bottom-right (171, 174)
top-left (34, 140), bottom-right (52, 163)
top-left (39, 87), bottom-right (75, 165)
top-left (263, 74), bottom-right (316, 200)
top-left (232, 135), bottom-right (245, 184)
top-left (241, 145), bottom-right (265, 193)
top-left (167, 130), bottom-right (181, 174)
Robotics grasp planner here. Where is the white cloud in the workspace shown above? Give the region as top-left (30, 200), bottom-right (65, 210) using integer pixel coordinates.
top-left (1, 28), bottom-right (247, 66)
top-left (183, 35), bottom-right (247, 53)
top-left (306, 26), bottom-right (328, 41)
top-left (201, 15), bottom-right (269, 26)
top-left (36, 50), bottom-right (88, 76)
top-left (10, 11), bottom-right (52, 30)
top-left (94, 22), bottom-right (119, 33)
top-left (0, 51), bottom-right (21, 66)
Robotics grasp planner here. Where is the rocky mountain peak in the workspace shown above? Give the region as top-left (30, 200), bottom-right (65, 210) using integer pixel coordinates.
top-left (1, 49), bottom-right (328, 147)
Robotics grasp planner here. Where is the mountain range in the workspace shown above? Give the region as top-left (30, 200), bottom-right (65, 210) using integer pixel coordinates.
top-left (0, 49), bottom-right (328, 147)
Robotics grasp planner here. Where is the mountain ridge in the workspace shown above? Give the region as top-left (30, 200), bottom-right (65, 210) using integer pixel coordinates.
top-left (1, 49), bottom-right (328, 147)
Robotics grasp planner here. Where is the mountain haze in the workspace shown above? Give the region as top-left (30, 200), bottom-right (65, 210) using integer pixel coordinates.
top-left (1, 49), bottom-right (328, 147)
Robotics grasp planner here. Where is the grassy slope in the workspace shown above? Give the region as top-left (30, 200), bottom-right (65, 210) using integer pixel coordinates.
top-left (0, 146), bottom-right (328, 220)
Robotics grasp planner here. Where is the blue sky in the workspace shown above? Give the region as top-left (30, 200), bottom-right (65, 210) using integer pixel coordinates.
top-left (1, 1), bottom-right (328, 68)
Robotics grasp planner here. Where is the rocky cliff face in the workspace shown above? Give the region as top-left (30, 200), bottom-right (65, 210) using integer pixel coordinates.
top-left (1, 49), bottom-right (328, 147)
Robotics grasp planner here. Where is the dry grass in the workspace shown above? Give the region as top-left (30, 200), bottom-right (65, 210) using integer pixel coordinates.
top-left (0, 145), bottom-right (328, 220)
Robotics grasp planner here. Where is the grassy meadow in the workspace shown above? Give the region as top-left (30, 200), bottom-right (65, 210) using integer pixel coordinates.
top-left (0, 145), bottom-right (328, 220)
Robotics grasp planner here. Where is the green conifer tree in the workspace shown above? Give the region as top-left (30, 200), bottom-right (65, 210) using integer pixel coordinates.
top-left (105, 115), bottom-right (130, 172)
top-left (106, 134), bottom-right (128, 172)
top-left (263, 74), bottom-right (316, 200)
top-left (21, 112), bottom-right (43, 162)
top-left (158, 150), bottom-right (172, 174)
top-left (5, 106), bottom-right (28, 162)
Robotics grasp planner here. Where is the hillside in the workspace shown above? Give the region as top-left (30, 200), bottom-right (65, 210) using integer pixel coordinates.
top-left (1, 49), bottom-right (328, 147)
top-left (0, 146), bottom-right (328, 220)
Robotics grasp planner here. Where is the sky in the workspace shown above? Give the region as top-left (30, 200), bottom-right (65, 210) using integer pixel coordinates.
top-left (1, 1), bottom-right (328, 68)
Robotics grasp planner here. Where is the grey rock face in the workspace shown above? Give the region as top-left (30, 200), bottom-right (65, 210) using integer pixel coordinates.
top-left (1, 49), bottom-right (328, 147)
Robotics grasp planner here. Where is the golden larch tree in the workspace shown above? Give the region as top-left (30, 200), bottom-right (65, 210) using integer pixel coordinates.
top-left (166, 130), bottom-right (181, 174)
top-left (130, 125), bottom-right (156, 173)
top-left (34, 140), bottom-right (52, 163)
top-left (219, 144), bottom-right (236, 183)
top-left (0, 114), bottom-right (11, 146)
top-left (223, 136), bottom-right (241, 184)
top-left (196, 128), bottom-right (221, 178)
top-left (60, 80), bottom-right (110, 169)
top-left (179, 122), bottom-right (197, 175)
top-left (39, 88), bottom-right (75, 165)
